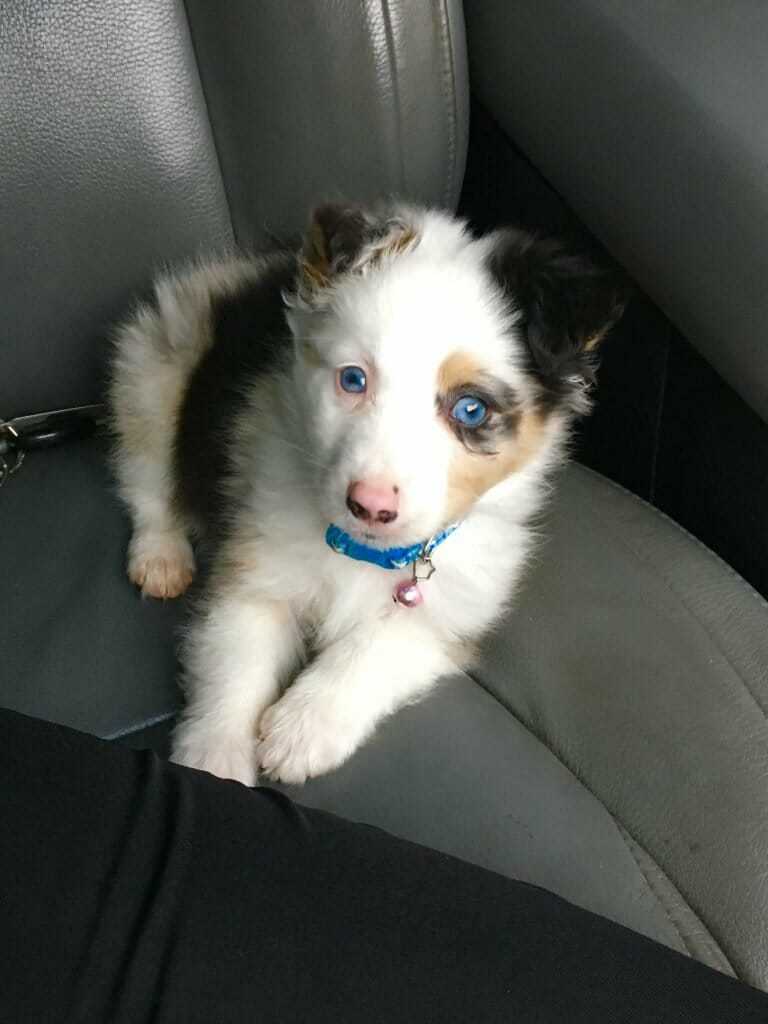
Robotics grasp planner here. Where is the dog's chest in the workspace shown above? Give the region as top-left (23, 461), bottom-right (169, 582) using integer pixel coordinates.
top-left (295, 556), bottom-right (402, 641)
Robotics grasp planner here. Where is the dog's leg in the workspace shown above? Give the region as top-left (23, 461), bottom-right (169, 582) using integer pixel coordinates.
top-left (256, 618), bottom-right (456, 785)
top-left (111, 262), bottom-right (260, 599)
top-left (171, 593), bottom-right (303, 787)
top-left (120, 451), bottom-right (196, 600)
top-left (113, 388), bottom-right (196, 599)
top-left (110, 302), bottom-right (201, 599)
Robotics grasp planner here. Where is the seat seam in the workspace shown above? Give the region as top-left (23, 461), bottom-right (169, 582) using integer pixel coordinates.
top-left (180, 0), bottom-right (237, 245)
top-left (575, 465), bottom-right (768, 720)
top-left (104, 710), bottom-right (176, 742)
top-left (615, 824), bottom-right (734, 975)
top-left (617, 826), bottom-right (696, 959)
top-left (379, 0), bottom-right (408, 194)
top-left (648, 334), bottom-right (670, 503)
top-left (459, 664), bottom-right (739, 978)
top-left (434, 0), bottom-right (459, 207)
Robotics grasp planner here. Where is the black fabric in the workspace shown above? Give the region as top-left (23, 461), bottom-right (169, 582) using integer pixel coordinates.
top-left (1, 709), bottom-right (766, 1023)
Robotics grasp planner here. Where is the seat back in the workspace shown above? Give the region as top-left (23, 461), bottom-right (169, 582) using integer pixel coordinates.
top-left (1, 0), bottom-right (467, 414)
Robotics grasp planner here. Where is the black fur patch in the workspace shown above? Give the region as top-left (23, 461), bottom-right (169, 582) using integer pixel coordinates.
top-left (438, 377), bottom-right (520, 455)
top-left (174, 252), bottom-right (295, 530)
top-left (310, 204), bottom-right (373, 274)
top-left (488, 229), bottom-right (629, 412)
top-left (304, 202), bottom-right (412, 279)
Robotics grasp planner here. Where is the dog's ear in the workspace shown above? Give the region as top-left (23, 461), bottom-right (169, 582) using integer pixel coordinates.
top-left (489, 229), bottom-right (629, 410)
top-left (302, 203), bottom-right (372, 286)
top-left (299, 202), bottom-right (419, 297)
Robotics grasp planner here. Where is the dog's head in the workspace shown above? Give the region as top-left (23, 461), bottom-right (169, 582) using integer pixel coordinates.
top-left (285, 202), bottom-right (627, 545)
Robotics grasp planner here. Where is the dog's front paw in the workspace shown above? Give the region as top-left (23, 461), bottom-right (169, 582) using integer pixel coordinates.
top-left (128, 530), bottom-right (196, 599)
top-left (171, 722), bottom-right (256, 787)
top-left (256, 692), bottom-right (359, 785)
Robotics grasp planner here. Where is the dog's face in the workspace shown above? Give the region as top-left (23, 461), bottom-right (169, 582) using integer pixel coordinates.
top-left (286, 203), bottom-right (626, 546)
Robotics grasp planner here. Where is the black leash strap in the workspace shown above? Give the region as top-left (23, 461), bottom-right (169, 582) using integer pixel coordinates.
top-left (0, 404), bottom-right (106, 487)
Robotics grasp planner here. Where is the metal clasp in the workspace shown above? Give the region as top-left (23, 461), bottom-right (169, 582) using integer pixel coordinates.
top-left (412, 554), bottom-right (436, 582)
top-left (0, 403), bottom-right (105, 487)
top-left (0, 421), bottom-right (24, 487)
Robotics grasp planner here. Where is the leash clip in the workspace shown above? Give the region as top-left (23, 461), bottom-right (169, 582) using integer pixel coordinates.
top-left (0, 404), bottom-right (105, 488)
top-left (0, 420), bottom-right (24, 488)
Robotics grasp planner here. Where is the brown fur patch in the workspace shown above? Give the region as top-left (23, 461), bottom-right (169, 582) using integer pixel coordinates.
top-left (304, 222), bottom-right (330, 275)
top-left (381, 225), bottom-right (419, 259)
top-left (300, 258), bottom-right (329, 293)
top-left (301, 217), bottom-right (418, 295)
top-left (584, 327), bottom-right (610, 352)
top-left (300, 341), bottom-right (324, 367)
top-left (445, 409), bottom-right (547, 521)
top-left (437, 351), bottom-right (487, 396)
top-left (299, 221), bottom-right (331, 294)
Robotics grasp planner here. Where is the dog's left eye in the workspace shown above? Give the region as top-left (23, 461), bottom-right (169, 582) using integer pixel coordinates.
top-left (450, 395), bottom-right (488, 428)
top-left (339, 365), bottom-right (367, 394)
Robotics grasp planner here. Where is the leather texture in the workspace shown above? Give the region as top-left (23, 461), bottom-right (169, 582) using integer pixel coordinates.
top-left (478, 466), bottom-right (768, 989)
top-left (184, 0), bottom-right (469, 243)
top-left (1, 0), bottom-right (466, 414)
top-left (1, 0), bottom-right (234, 415)
top-left (3, 443), bottom-right (766, 985)
top-left (463, 1), bottom-right (768, 424)
top-left (1, 439), bottom-right (183, 738)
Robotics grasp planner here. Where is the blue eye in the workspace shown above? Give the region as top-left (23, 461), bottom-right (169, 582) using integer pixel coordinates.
top-left (450, 395), bottom-right (488, 428)
top-left (339, 365), bottom-right (367, 394)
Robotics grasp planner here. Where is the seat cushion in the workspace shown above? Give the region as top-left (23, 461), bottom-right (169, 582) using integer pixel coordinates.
top-left (2, 441), bottom-right (766, 986)
top-left (2, 439), bottom-right (182, 739)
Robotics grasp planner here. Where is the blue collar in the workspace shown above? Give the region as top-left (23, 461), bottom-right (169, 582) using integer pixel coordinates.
top-left (325, 522), bottom-right (459, 570)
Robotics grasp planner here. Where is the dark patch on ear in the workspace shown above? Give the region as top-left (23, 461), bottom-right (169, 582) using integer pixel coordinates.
top-left (299, 202), bottom-right (419, 298)
top-left (304, 203), bottom-right (373, 280)
top-left (489, 229), bottom-right (629, 412)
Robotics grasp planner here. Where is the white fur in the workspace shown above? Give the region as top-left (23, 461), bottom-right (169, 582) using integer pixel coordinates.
top-left (108, 257), bottom-right (264, 596)
top-left (110, 207), bottom-right (572, 785)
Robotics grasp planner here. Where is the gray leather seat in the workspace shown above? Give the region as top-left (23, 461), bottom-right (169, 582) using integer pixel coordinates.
top-left (2, 0), bottom-right (467, 415)
top-left (3, 0), bottom-right (767, 997)
top-left (5, 435), bottom-right (768, 986)
top-left (463, 0), bottom-right (768, 422)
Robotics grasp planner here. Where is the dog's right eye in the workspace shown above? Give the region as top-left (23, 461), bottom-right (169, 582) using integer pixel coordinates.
top-left (450, 395), bottom-right (489, 428)
top-left (338, 366), bottom-right (367, 394)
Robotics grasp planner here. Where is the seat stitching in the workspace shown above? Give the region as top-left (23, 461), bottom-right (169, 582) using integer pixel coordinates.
top-left (378, 0), bottom-right (407, 194)
top-left (616, 824), bottom-right (735, 976)
top-left (434, 0), bottom-right (459, 207)
top-left (648, 335), bottom-right (670, 503)
top-left (180, 0), bottom-right (237, 245)
top-left (104, 710), bottom-right (176, 742)
top-left (617, 826), bottom-right (697, 959)
top-left (460, 664), bottom-right (740, 978)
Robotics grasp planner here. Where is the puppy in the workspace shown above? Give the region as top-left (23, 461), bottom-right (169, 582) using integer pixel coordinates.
top-left (109, 201), bottom-right (625, 785)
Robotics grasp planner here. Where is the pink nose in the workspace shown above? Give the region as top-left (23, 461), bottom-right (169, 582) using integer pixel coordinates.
top-left (346, 480), bottom-right (400, 525)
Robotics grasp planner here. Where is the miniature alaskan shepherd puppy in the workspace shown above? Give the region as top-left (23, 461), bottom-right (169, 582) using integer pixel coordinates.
top-left (110, 202), bottom-right (625, 785)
